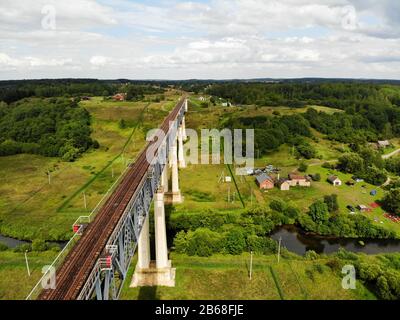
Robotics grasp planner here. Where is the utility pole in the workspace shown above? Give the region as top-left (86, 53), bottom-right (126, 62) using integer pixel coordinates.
top-left (111, 165), bottom-right (114, 178)
top-left (83, 192), bottom-right (87, 210)
top-left (25, 250), bottom-right (31, 277)
top-left (277, 237), bottom-right (282, 264)
top-left (249, 251), bottom-right (253, 280)
top-left (47, 170), bottom-right (51, 185)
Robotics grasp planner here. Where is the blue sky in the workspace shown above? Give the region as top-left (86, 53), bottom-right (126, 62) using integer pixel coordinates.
top-left (0, 0), bottom-right (399, 79)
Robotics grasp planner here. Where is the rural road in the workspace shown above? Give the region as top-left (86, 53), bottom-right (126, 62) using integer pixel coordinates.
top-left (382, 148), bottom-right (400, 159)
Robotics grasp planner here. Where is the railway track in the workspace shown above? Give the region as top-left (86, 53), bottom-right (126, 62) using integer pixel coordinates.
top-left (38, 97), bottom-right (186, 300)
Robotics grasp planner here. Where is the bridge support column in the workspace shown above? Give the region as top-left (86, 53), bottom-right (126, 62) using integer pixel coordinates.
top-left (178, 127), bottom-right (186, 169)
top-left (161, 165), bottom-right (168, 193)
top-left (182, 116), bottom-right (187, 141)
top-left (154, 189), bottom-right (169, 269)
top-left (137, 215), bottom-right (150, 270)
top-left (166, 138), bottom-right (182, 204)
top-left (131, 188), bottom-right (176, 288)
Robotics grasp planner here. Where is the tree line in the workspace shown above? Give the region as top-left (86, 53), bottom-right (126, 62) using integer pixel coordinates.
top-left (0, 98), bottom-right (98, 161)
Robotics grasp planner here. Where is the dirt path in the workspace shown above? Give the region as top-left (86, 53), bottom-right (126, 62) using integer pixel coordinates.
top-left (382, 148), bottom-right (400, 159)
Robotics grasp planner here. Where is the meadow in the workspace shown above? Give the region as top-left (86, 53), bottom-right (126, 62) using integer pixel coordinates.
top-left (0, 92), bottom-right (180, 241)
top-left (120, 253), bottom-right (374, 300)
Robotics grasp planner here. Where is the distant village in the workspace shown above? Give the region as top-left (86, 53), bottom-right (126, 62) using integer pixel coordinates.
top-left (251, 164), bottom-right (348, 192)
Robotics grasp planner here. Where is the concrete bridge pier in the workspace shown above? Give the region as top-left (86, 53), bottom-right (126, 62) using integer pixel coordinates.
top-left (178, 126), bottom-right (186, 168)
top-left (166, 138), bottom-right (182, 204)
top-left (131, 169), bottom-right (176, 288)
top-left (137, 215), bottom-right (150, 270)
top-left (181, 116), bottom-right (187, 141)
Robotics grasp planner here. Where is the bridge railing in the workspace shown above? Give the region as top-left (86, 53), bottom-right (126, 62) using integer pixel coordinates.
top-left (25, 154), bottom-right (140, 300)
top-left (25, 232), bottom-right (81, 300)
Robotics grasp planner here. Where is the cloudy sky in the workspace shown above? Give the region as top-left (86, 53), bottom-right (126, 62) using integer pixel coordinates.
top-left (0, 0), bottom-right (399, 80)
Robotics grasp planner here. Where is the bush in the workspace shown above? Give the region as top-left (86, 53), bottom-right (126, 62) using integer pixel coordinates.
top-left (246, 235), bottom-right (277, 254)
top-left (322, 162), bottom-right (334, 169)
top-left (298, 162), bottom-right (308, 173)
top-left (32, 239), bottom-right (48, 252)
top-left (269, 199), bottom-right (287, 213)
top-left (305, 250), bottom-right (319, 260)
top-left (223, 229), bottom-right (246, 255)
top-left (13, 243), bottom-right (32, 253)
top-left (311, 173), bottom-right (321, 181)
top-left (326, 258), bottom-right (341, 272)
top-left (0, 243), bottom-right (8, 251)
top-left (185, 228), bottom-right (223, 257)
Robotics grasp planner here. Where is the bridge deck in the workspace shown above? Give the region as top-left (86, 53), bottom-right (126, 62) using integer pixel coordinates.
top-left (38, 97), bottom-right (185, 300)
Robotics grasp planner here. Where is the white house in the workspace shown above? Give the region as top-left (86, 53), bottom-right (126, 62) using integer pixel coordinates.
top-left (328, 175), bottom-right (342, 186)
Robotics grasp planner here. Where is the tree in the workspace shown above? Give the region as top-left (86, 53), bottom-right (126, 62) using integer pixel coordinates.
top-left (224, 229), bottom-right (246, 255)
top-left (382, 188), bottom-right (400, 216)
top-left (298, 162), bottom-right (308, 172)
top-left (324, 194), bottom-right (339, 213)
top-left (362, 166), bottom-right (387, 186)
top-left (32, 239), bottom-right (48, 252)
top-left (296, 143), bottom-right (317, 159)
top-left (338, 153), bottom-right (364, 173)
top-left (309, 200), bottom-right (330, 224)
top-left (269, 199), bottom-right (287, 213)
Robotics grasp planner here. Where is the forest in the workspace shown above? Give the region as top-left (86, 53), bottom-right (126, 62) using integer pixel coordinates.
top-left (0, 98), bottom-right (98, 161)
top-left (206, 82), bottom-right (400, 110)
top-left (0, 79), bottom-right (165, 104)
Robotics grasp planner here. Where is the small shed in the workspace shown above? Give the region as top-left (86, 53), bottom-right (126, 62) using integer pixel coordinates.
top-left (328, 175), bottom-right (342, 186)
top-left (113, 93), bottom-right (126, 101)
top-left (256, 173), bottom-right (274, 190)
top-left (357, 205), bottom-right (369, 212)
top-left (378, 140), bottom-right (390, 148)
top-left (277, 179), bottom-right (290, 191)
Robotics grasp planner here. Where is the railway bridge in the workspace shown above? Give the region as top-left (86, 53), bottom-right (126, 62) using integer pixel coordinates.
top-left (30, 97), bottom-right (189, 300)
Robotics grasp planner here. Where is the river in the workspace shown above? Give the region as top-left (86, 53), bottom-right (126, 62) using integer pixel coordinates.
top-left (0, 234), bottom-right (67, 249)
top-left (0, 234), bottom-right (29, 248)
top-left (270, 225), bottom-right (400, 255)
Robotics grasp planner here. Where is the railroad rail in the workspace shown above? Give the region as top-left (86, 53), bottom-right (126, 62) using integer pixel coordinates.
top-left (31, 97), bottom-right (187, 300)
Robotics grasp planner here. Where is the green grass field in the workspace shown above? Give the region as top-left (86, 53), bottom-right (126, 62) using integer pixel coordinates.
top-left (0, 250), bottom-right (57, 300)
top-left (0, 92), bottom-right (181, 241)
top-left (119, 253), bottom-right (374, 300)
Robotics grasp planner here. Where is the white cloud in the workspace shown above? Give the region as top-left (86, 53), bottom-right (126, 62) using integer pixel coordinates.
top-left (0, 0), bottom-right (399, 79)
top-left (90, 56), bottom-right (112, 67)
